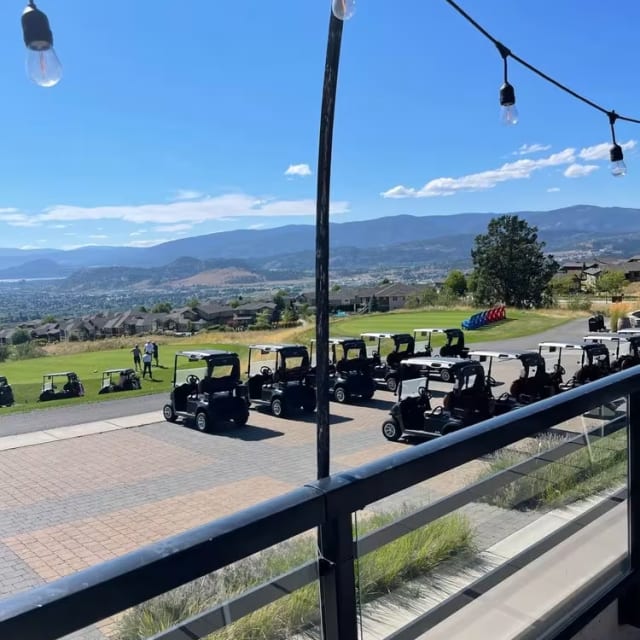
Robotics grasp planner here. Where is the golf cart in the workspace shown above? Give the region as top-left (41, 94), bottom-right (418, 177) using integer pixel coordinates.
top-left (246, 344), bottom-right (316, 417)
top-left (162, 350), bottom-right (249, 432)
top-left (412, 327), bottom-right (469, 360)
top-left (0, 376), bottom-right (14, 407)
top-left (584, 333), bottom-right (640, 372)
top-left (538, 342), bottom-right (611, 390)
top-left (98, 368), bottom-right (141, 394)
top-left (395, 354), bottom-right (468, 385)
top-left (382, 359), bottom-right (492, 441)
top-left (587, 313), bottom-right (607, 333)
top-left (39, 372), bottom-right (85, 402)
top-left (309, 337), bottom-right (375, 403)
top-left (361, 332), bottom-right (416, 391)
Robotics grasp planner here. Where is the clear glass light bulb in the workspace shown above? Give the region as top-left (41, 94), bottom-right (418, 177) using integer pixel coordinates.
top-left (611, 160), bottom-right (627, 177)
top-left (332, 0), bottom-right (356, 20)
top-left (500, 104), bottom-right (519, 126)
top-left (26, 45), bottom-right (62, 87)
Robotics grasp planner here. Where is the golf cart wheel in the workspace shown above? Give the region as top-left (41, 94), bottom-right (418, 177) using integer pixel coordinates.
top-left (334, 386), bottom-right (348, 404)
top-left (386, 376), bottom-right (398, 393)
top-left (382, 419), bottom-right (402, 441)
top-left (162, 404), bottom-right (177, 423)
top-left (195, 411), bottom-right (210, 432)
top-left (234, 411), bottom-right (249, 426)
top-left (440, 369), bottom-right (452, 383)
top-left (271, 397), bottom-right (287, 418)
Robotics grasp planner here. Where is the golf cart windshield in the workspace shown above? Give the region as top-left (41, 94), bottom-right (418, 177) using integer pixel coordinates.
top-left (413, 328), bottom-right (445, 352)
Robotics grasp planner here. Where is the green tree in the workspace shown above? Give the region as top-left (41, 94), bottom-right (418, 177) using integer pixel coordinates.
top-left (443, 270), bottom-right (468, 297)
top-left (186, 297), bottom-right (200, 309)
top-left (550, 273), bottom-right (579, 296)
top-left (331, 284), bottom-right (342, 292)
top-left (11, 328), bottom-right (30, 345)
top-left (281, 306), bottom-right (298, 323)
top-left (254, 309), bottom-right (273, 329)
top-left (152, 301), bottom-right (173, 313)
top-left (471, 215), bottom-right (558, 308)
top-left (42, 314), bottom-right (57, 323)
top-left (597, 270), bottom-right (626, 296)
top-left (380, 278), bottom-right (390, 285)
top-left (138, 305), bottom-right (148, 313)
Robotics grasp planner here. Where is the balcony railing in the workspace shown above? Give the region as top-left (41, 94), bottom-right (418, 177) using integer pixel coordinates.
top-left (2, 368), bottom-right (640, 639)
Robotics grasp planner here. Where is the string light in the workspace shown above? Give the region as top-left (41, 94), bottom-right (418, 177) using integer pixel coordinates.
top-left (21, 1), bottom-right (62, 87)
top-left (496, 42), bottom-right (518, 126)
top-left (444, 0), bottom-right (640, 176)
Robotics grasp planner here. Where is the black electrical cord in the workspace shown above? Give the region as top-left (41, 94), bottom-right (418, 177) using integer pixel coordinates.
top-left (444, 0), bottom-right (640, 126)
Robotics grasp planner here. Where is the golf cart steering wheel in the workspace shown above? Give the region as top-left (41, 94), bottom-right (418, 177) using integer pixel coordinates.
top-left (554, 364), bottom-right (566, 376)
top-left (498, 392), bottom-right (511, 401)
top-left (260, 366), bottom-right (273, 376)
top-left (186, 374), bottom-right (200, 385)
top-left (486, 375), bottom-right (497, 387)
top-left (418, 386), bottom-right (431, 399)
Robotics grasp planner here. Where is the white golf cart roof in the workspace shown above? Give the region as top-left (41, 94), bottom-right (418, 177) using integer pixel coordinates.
top-left (361, 333), bottom-right (408, 340)
top-left (583, 333), bottom-right (624, 343)
top-left (310, 337), bottom-right (361, 344)
top-left (176, 349), bottom-right (236, 359)
top-left (103, 368), bottom-right (135, 374)
top-left (43, 371), bottom-right (76, 377)
top-left (538, 342), bottom-right (584, 350)
top-left (617, 328), bottom-right (640, 335)
top-left (413, 328), bottom-right (447, 335)
top-left (249, 343), bottom-right (304, 352)
top-left (467, 350), bottom-right (521, 360)
top-left (401, 356), bottom-right (465, 369)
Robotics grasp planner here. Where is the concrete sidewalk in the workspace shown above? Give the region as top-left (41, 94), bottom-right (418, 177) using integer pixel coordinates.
top-left (0, 411), bottom-right (162, 451)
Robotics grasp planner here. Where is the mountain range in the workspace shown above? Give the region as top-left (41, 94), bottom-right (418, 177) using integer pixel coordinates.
top-left (2, 205), bottom-right (640, 287)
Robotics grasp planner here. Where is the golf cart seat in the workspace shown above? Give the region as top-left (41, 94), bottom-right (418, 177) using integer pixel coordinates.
top-left (248, 373), bottom-right (269, 398)
top-left (199, 376), bottom-right (236, 395)
top-left (275, 366), bottom-right (307, 383)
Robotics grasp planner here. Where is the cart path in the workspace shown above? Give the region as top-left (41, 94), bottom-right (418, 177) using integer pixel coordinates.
top-left (0, 317), bottom-right (587, 439)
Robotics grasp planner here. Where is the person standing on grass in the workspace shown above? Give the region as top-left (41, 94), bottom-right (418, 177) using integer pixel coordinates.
top-left (131, 344), bottom-right (142, 371)
top-left (142, 350), bottom-right (153, 379)
top-left (152, 341), bottom-right (159, 367)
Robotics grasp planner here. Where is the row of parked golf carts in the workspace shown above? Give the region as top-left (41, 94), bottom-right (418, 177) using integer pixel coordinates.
top-left (160, 328), bottom-right (472, 432)
top-left (380, 330), bottom-right (640, 442)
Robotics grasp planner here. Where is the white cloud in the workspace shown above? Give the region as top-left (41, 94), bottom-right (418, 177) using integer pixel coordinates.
top-left (563, 164), bottom-right (599, 178)
top-left (284, 163), bottom-right (312, 177)
top-left (127, 238), bottom-right (167, 247)
top-left (0, 211), bottom-right (41, 227)
top-left (578, 139), bottom-right (636, 161)
top-left (514, 143), bottom-right (551, 155)
top-left (248, 223), bottom-right (266, 230)
top-left (35, 193), bottom-right (349, 224)
top-left (129, 229), bottom-right (147, 236)
top-left (173, 189), bottom-right (204, 201)
top-left (154, 223), bottom-right (193, 233)
top-left (547, 187), bottom-right (561, 193)
top-left (382, 149), bottom-right (576, 198)
top-left (382, 140), bottom-right (637, 199)
top-left (50, 224), bottom-right (68, 229)
top-left (89, 234), bottom-right (109, 239)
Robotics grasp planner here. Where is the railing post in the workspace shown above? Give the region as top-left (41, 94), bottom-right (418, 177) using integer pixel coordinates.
top-left (620, 389), bottom-right (640, 627)
top-left (318, 514), bottom-right (359, 639)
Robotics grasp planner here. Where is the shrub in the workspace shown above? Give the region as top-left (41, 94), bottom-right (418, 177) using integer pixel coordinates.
top-left (479, 430), bottom-right (626, 511)
top-left (566, 295), bottom-right (592, 311)
top-left (13, 341), bottom-right (47, 360)
top-left (117, 510), bottom-right (473, 640)
top-left (0, 345), bottom-right (10, 362)
top-left (11, 328), bottom-right (30, 345)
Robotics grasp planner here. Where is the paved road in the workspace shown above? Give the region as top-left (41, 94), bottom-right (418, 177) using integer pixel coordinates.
top-left (0, 318), bottom-right (589, 438)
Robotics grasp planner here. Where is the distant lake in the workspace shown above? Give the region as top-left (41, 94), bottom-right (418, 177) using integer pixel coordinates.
top-left (0, 277), bottom-right (66, 283)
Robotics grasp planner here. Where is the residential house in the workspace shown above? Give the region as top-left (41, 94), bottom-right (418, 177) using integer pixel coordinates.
top-left (31, 322), bottom-right (62, 342)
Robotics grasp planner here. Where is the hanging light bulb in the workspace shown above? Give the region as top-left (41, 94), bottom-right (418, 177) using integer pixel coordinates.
top-left (21, 2), bottom-right (62, 87)
top-left (610, 144), bottom-right (626, 177)
top-left (500, 82), bottom-right (519, 126)
top-left (332, 0), bottom-right (356, 21)
top-left (607, 111), bottom-right (626, 177)
top-left (496, 42), bottom-right (518, 126)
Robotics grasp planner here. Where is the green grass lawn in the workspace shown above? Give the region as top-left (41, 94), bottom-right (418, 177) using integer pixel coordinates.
top-left (0, 342), bottom-right (249, 414)
top-left (299, 309), bottom-right (577, 346)
top-left (0, 309), bottom-right (577, 415)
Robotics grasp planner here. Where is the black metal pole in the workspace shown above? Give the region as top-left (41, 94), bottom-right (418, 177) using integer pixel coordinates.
top-left (315, 11), bottom-right (343, 481)
top-left (315, 11), bottom-right (358, 640)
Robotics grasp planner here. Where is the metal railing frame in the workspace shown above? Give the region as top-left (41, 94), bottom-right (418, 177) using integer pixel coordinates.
top-left (1, 368), bottom-right (640, 640)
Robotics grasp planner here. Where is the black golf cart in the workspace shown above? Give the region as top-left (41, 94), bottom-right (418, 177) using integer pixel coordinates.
top-left (39, 371), bottom-right (85, 402)
top-left (360, 332), bottom-right (415, 391)
top-left (98, 368), bottom-right (141, 394)
top-left (538, 341), bottom-right (611, 390)
top-left (246, 344), bottom-right (316, 417)
top-left (162, 349), bottom-right (249, 432)
top-left (381, 359), bottom-right (492, 441)
top-left (309, 337), bottom-right (375, 403)
top-left (588, 313), bottom-right (607, 333)
top-left (411, 327), bottom-right (469, 360)
top-left (584, 333), bottom-right (640, 372)
top-left (0, 376), bottom-right (14, 407)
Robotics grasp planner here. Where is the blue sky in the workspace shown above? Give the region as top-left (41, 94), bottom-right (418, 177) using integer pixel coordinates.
top-left (2, 0), bottom-right (640, 250)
